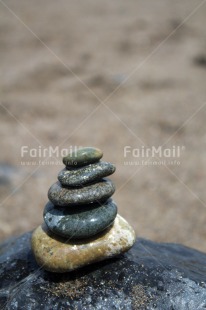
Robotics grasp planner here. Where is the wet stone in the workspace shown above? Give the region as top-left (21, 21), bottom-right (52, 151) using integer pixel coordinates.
top-left (63, 147), bottom-right (103, 167)
top-left (58, 161), bottom-right (116, 187)
top-left (2, 233), bottom-right (206, 309)
top-left (48, 179), bottom-right (115, 206)
top-left (31, 214), bottom-right (136, 273)
top-left (43, 199), bottom-right (118, 239)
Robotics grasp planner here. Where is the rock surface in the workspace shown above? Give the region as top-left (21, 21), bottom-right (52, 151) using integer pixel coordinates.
top-left (1, 233), bottom-right (206, 309)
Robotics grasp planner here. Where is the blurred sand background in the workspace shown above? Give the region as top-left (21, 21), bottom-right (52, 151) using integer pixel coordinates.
top-left (0, 0), bottom-right (206, 252)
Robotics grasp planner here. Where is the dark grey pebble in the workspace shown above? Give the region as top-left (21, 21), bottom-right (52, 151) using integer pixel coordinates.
top-left (48, 179), bottom-right (115, 206)
top-left (58, 161), bottom-right (116, 187)
top-left (43, 199), bottom-right (117, 239)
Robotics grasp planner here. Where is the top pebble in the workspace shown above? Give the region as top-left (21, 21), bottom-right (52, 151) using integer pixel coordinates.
top-left (63, 147), bottom-right (103, 167)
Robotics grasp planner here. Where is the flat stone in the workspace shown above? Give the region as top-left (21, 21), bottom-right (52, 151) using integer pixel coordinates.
top-left (31, 214), bottom-right (135, 273)
top-left (43, 199), bottom-right (117, 239)
top-left (48, 179), bottom-right (115, 206)
top-left (58, 161), bottom-right (116, 187)
top-left (63, 147), bottom-right (103, 167)
top-left (1, 233), bottom-right (206, 309)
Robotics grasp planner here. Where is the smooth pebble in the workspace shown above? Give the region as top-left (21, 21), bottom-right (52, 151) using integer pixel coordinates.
top-left (48, 179), bottom-right (115, 206)
top-left (31, 214), bottom-right (136, 273)
top-left (63, 147), bottom-right (103, 167)
top-left (58, 161), bottom-right (116, 187)
top-left (43, 199), bottom-right (117, 239)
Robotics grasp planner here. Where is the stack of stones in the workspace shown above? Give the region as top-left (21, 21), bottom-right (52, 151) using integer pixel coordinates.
top-left (32, 147), bottom-right (135, 273)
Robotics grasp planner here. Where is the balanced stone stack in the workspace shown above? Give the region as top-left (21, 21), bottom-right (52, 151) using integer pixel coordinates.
top-left (32, 147), bottom-right (135, 273)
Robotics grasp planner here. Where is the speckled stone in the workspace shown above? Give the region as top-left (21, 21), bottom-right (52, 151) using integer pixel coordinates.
top-left (31, 214), bottom-right (136, 273)
top-left (58, 161), bottom-right (116, 187)
top-left (43, 200), bottom-right (117, 239)
top-left (63, 147), bottom-right (103, 167)
top-left (48, 179), bottom-right (115, 206)
top-left (3, 233), bottom-right (206, 309)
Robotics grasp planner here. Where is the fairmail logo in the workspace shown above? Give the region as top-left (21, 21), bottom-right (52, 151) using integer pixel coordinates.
top-left (123, 145), bottom-right (185, 166)
top-left (124, 145), bottom-right (184, 158)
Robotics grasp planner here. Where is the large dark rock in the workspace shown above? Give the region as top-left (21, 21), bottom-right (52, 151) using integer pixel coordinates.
top-left (0, 232), bottom-right (206, 310)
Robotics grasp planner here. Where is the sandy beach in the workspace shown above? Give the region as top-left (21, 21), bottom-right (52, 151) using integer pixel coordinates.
top-left (0, 0), bottom-right (206, 252)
